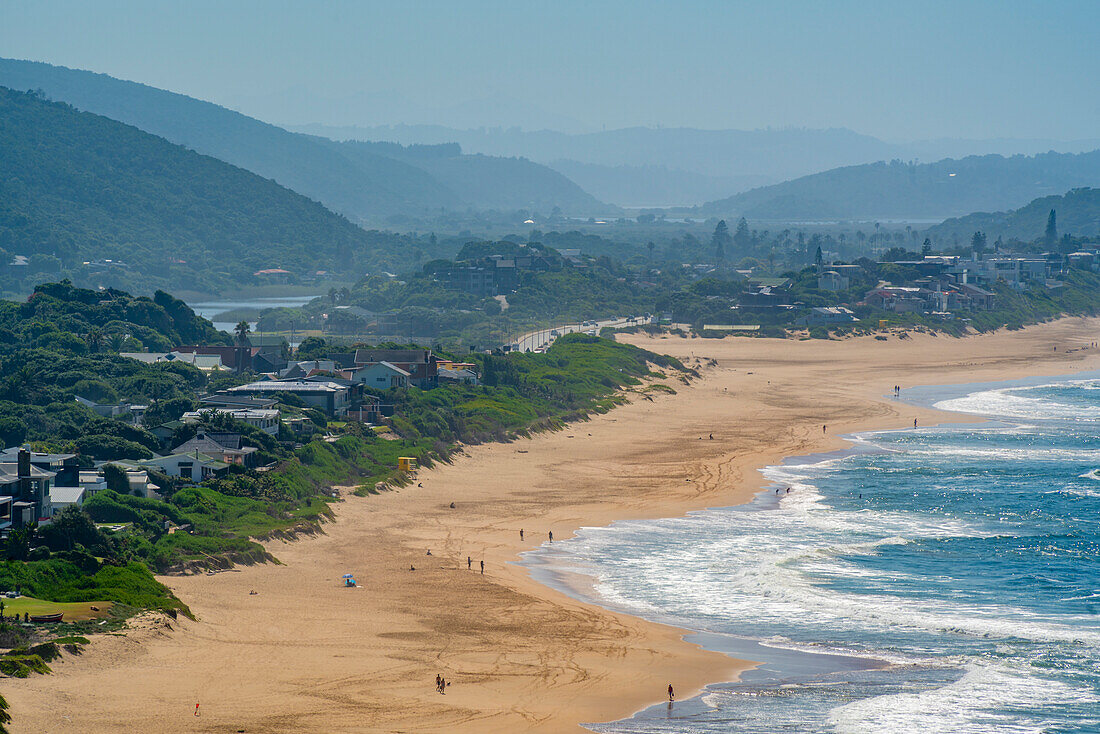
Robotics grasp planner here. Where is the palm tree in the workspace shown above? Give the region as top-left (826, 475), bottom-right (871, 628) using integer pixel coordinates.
top-left (85, 327), bottom-right (103, 353)
top-left (234, 320), bottom-right (251, 346)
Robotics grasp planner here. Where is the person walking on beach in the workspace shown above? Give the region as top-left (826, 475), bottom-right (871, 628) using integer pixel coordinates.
top-left (436, 673), bottom-right (442, 691)
top-left (549, 530), bottom-right (553, 543)
top-left (467, 556), bottom-right (472, 570)
top-left (480, 560), bottom-right (484, 574)
top-left (914, 418), bottom-right (918, 428)
top-left (823, 424), bottom-right (827, 434)
top-left (668, 683), bottom-right (675, 702)
top-left (520, 528), bottom-right (524, 541)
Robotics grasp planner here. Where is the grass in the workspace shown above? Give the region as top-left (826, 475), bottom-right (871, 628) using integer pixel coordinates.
top-left (0, 598), bottom-right (112, 622)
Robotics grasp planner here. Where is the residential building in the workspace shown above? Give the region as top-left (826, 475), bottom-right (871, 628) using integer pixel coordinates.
top-left (802, 306), bottom-right (858, 326)
top-left (352, 349), bottom-right (438, 388)
top-left (181, 408), bottom-right (281, 435)
top-left (0, 449), bottom-right (54, 527)
top-left (438, 362), bottom-right (479, 385)
top-left (49, 486), bottom-right (86, 515)
top-left (226, 380), bottom-right (351, 416)
top-left (818, 270), bottom-right (850, 292)
top-left (347, 362), bottom-right (410, 389)
top-left (142, 451), bottom-right (230, 482)
top-left (0, 449), bottom-right (79, 487)
top-left (172, 432), bottom-right (259, 468)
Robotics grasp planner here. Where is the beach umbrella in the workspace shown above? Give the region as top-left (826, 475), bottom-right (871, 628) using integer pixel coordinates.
top-left (342, 574), bottom-right (354, 578)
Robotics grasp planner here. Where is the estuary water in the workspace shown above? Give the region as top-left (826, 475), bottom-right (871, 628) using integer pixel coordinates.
top-left (529, 374), bottom-right (1100, 733)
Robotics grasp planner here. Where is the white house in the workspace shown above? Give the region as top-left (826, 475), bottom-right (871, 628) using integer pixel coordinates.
top-left (347, 362), bottom-right (410, 389)
top-left (181, 408), bottom-right (281, 435)
top-left (141, 451), bottom-right (230, 482)
top-left (49, 486), bottom-right (86, 515)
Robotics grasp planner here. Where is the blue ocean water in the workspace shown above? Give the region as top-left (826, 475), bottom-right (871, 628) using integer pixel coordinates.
top-left (532, 376), bottom-right (1100, 733)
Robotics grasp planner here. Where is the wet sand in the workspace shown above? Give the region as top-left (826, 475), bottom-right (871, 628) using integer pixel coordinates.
top-left (5, 318), bottom-right (1100, 733)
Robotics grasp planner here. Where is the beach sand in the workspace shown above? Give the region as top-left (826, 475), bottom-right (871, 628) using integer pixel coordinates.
top-left (6, 318), bottom-right (1100, 733)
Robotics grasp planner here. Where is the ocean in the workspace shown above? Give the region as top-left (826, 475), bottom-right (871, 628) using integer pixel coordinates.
top-left (528, 373), bottom-right (1100, 733)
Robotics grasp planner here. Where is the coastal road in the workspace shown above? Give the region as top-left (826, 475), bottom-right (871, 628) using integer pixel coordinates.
top-left (510, 315), bottom-right (654, 353)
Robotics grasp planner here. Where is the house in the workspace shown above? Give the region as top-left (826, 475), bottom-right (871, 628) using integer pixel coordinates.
top-left (863, 286), bottom-right (927, 313)
top-left (75, 395), bottom-right (132, 420)
top-left (352, 349), bottom-right (438, 388)
top-left (347, 362), bottom-right (410, 389)
top-left (253, 268), bottom-right (292, 284)
top-left (199, 394), bottom-right (278, 411)
top-left (226, 380), bottom-right (351, 416)
top-left (818, 271), bottom-right (850, 292)
top-left (49, 486), bottom-right (86, 515)
top-left (280, 360), bottom-right (338, 379)
top-left (345, 395), bottom-right (394, 423)
top-left (181, 408), bottom-right (281, 435)
top-left (802, 306), bottom-right (858, 326)
top-left (958, 283), bottom-right (996, 310)
top-left (173, 346), bottom-right (262, 373)
top-left (0, 449), bottom-right (54, 527)
top-left (141, 451), bottom-right (230, 482)
top-left (438, 362), bottom-right (479, 385)
top-left (172, 432), bottom-right (259, 468)
top-left (149, 420), bottom-right (186, 447)
top-left (0, 449), bottom-right (79, 487)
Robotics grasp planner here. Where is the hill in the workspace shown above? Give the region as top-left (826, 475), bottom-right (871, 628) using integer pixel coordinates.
top-left (317, 139), bottom-right (603, 213)
top-left (699, 151), bottom-right (1100, 221)
top-left (926, 188), bottom-right (1100, 242)
top-left (0, 87), bottom-right (410, 294)
top-left (0, 58), bottom-right (605, 219)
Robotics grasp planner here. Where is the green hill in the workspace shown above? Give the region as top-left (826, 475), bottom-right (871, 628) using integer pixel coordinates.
top-left (926, 188), bottom-right (1100, 242)
top-left (0, 58), bottom-right (605, 218)
top-left (700, 151), bottom-right (1100, 221)
top-left (0, 87), bottom-right (408, 294)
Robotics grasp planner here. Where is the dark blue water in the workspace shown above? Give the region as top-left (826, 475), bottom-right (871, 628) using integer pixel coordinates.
top-left (534, 378), bottom-right (1100, 733)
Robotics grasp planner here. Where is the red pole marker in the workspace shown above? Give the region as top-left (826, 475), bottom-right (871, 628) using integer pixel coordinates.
top-left (194, 703), bottom-right (200, 717)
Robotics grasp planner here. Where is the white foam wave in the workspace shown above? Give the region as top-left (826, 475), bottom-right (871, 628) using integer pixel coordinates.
top-left (935, 381), bottom-right (1100, 421)
top-left (829, 660), bottom-right (1100, 734)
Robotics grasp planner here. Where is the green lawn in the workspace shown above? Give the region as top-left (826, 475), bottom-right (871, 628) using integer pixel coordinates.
top-left (1, 597), bottom-right (113, 621)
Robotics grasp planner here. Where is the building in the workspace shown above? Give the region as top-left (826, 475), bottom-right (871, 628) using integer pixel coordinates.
top-left (199, 394), bottom-right (278, 411)
top-left (172, 432), bottom-right (259, 468)
top-left (817, 271), bottom-right (850, 292)
top-left (347, 361), bottom-right (410, 389)
top-left (437, 362), bottom-right (479, 385)
top-left (0, 449), bottom-right (79, 487)
top-left (0, 449), bottom-right (54, 527)
top-left (141, 451), bottom-right (230, 482)
top-left (49, 486), bottom-right (86, 515)
top-left (226, 380), bottom-right (351, 416)
top-left (352, 349), bottom-right (438, 388)
top-left (181, 408), bottom-right (281, 435)
top-left (802, 306), bottom-right (858, 326)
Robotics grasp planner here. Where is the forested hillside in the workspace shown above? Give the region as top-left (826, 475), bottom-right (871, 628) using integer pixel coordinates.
top-left (700, 151), bottom-right (1100, 221)
top-left (927, 188), bottom-right (1100, 242)
top-left (0, 58), bottom-right (605, 218)
top-left (0, 87), bottom-right (411, 294)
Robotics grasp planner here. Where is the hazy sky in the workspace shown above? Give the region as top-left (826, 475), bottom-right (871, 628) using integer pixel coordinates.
top-left (3, 0), bottom-right (1098, 140)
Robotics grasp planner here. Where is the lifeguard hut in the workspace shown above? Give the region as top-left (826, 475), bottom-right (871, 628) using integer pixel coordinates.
top-left (879, 319), bottom-right (889, 329)
top-left (398, 457), bottom-right (418, 472)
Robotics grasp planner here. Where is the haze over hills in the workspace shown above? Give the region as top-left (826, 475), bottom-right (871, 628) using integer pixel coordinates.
top-left (0, 86), bottom-right (410, 294)
top-left (290, 122), bottom-right (1100, 208)
top-left (926, 188), bottom-right (1100, 242)
top-left (0, 58), bottom-right (606, 220)
top-left (698, 151), bottom-right (1100, 221)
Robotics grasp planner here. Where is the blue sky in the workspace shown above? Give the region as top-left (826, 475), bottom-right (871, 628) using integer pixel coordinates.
top-left (2, 0), bottom-right (1098, 139)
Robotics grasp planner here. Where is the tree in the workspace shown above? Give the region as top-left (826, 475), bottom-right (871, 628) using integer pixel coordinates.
top-left (921, 238), bottom-right (933, 256)
top-left (711, 220), bottom-right (731, 264)
top-left (814, 246), bottom-right (824, 269)
top-left (1045, 209), bottom-right (1058, 247)
top-left (733, 218), bottom-right (751, 249)
top-left (971, 231), bottom-right (987, 256)
top-left (234, 320), bottom-right (251, 346)
top-left (85, 326), bottom-right (104, 354)
top-left (647, 241), bottom-right (655, 261)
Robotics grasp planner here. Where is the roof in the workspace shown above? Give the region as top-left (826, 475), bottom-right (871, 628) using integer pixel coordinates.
top-left (254, 268), bottom-right (291, 275)
top-left (227, 380), bottom-right (348, 394)
top-left (0, 463), bottom-right (56, 482)
top-left (173, 433), bottom-right (255, 455)
top-left (0, 449), bottom-right (76, 463)
top-left (182, 408), bottom-right (279, 421)
top-left (50, 486), bottom-right (86, 504)
top-left (144, 452), bottom-right (230, 470)
top-left (353, 349), bottom-right (431, 365)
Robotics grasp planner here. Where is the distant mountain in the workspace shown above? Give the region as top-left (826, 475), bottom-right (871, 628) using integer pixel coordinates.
top-left (0, 58), bottom-right (605, 218)
top-left (292, 123), bottom-right (1100, 208)
top-left (291, 123), bottom-right (899, 183)
top-left (546, 160), bottom-right (774, 208)
top-left (0, 87), bottom-right (409, 294)
top-left (698, 151), bottom-right (1100, 221)
top-left (314, 138), bottom-right (603, 213)
top-left (926, 188), bottom-right (1100, 242)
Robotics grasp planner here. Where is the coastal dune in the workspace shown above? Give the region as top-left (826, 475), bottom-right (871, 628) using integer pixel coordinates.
top-left (6, 318), bottom-right (1100, 733)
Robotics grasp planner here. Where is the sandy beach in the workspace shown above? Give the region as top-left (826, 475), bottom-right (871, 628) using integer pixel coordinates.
top-left (6, 318), bottom-right (1100, 733)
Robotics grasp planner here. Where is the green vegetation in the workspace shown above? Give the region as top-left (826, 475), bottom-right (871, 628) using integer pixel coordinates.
top-left (700, 151), bottom-right (1100, 220)
top-left (0, 86), bottom-right (410, 295)
top-left (928, 188), bottom-right (1100, 243)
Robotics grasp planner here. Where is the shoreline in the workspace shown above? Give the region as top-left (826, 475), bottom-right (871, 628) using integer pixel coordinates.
top-left (5, 318), bottom-right (1100, 733)
top-left (535, 366), bottom-right (1100, 728)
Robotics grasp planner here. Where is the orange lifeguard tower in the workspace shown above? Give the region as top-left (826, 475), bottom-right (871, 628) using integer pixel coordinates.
top-left (398, 457), bottom-right (418, 472)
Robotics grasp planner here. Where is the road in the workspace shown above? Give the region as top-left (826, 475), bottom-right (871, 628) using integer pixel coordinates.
top-left (509, 315), bottom-right (654, 353)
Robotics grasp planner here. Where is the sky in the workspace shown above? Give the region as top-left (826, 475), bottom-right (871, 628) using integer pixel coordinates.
top-left (2, 0), bottom-right (1098, 140)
